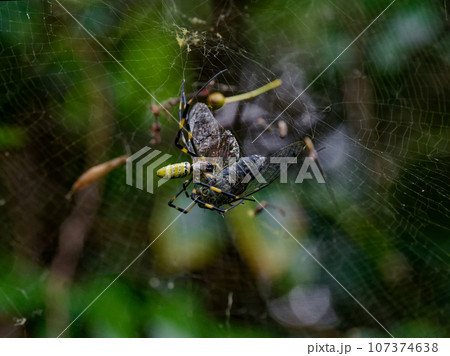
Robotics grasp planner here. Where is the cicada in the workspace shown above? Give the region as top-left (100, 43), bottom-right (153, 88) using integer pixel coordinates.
top-left (157, 72), bottom-right (304, 214)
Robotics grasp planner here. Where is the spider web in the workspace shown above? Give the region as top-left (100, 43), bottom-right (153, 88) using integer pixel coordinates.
top-left (0, 0), bottom-right (449, 337)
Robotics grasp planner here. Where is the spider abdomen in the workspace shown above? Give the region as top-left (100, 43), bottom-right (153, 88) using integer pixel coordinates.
top-left (157, 162), bottom-right (191, 179)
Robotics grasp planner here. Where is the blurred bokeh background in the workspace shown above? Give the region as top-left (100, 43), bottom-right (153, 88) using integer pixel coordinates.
top-left (0, 0), bottom-right (449, 337)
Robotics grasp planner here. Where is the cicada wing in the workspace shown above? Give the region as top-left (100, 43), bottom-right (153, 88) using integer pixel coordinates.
top-left (244, 141), bottom-right (305, 195)
top-left (188, 103), bottom-right (240, 170)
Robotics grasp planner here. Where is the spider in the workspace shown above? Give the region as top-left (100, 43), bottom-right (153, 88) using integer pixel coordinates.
top-left (156, 71), bottom-right (304, 214)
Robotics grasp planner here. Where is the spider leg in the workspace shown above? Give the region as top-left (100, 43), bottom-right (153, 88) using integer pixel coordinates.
top-left (223, 198), bottom-right (248, 213)
top-left (174, 96), bottom-right (198, 156)
top-left (168, 178), bottom-right (196, 214)
top-left (181, 79), bottom-right (187, 108)
top-left (174, 70), bottom-right (227, 157)
top-left (190, 192), bottom-right (246, 214)
top-left (182, 178), bottom-right (192, 198)
top-left (194, 181), bottom-right (255, 202)
top-left (241, 183), bottom-right (271, 197)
